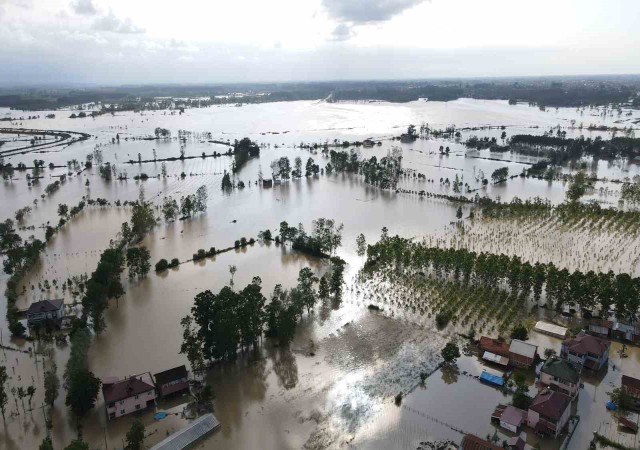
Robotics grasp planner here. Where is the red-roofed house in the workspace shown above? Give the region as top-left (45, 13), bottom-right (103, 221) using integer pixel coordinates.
top-left (527, 389), bottom-right (571, 438)
top-left (561, 331), bottom-right (610, 371)
top-left (459, 433), bottom-right (502, 450)
top-left (102, 372), bottom-right (157, 420)
top-left (479, 337), bottom-right (510, 358)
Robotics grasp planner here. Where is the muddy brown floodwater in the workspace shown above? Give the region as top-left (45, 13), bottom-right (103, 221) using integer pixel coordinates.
top-left (1, 99), bottom-right (640, 449)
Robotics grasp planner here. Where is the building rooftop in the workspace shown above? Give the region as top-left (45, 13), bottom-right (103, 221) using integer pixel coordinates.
top-left (102, 373), bottom-right (155, 404)
top-left (492, 404), bottom-right (526, 427)
top-left (460, 433), bottom-right (503, 450)
top-left (563, 331), bottom-right (610, 357)
top-left (622, 375), bottom-right (640, 391)
top-left (509, 340), bottom-right (537, 359)
top-left (479, 336), bottom-right (510, 356)
top-left (529, 390), bottom-right (571, 421)
top-left (154, 365), bottom-right (188, 386)
top-left (541, 358), bottom-right (580, 384)
top-left (534, 321), bottom-right (568, 338)
top-left (150, 413), bottom-right (220, 450)
top-left (27, 299), bottom-right (63, 314)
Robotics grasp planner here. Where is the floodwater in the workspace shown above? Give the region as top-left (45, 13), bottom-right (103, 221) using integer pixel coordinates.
top-left (1, 99), bottom-right (640, 449)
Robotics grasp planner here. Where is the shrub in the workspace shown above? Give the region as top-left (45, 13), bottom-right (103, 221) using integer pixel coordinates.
top-left (207, 247), bottom-right (216, 257)
top-left (193, 249), bottom-right (206, 261)
top-left (435, 312), bottom-right (452, 329)
top-left (240, 237), bottom-right (247, 246)
top-left (234, 240), bottom-right (240, 248)
top-left (155, 259), bottom-right (169, 272)
top-left (170, 258), bottom-right (180, 267)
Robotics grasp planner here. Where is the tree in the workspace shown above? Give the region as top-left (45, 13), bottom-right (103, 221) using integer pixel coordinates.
top-left (179, 316), bottom-right (205, 374)
top-left (356, 233), bottom-right (367, 259)
top-left (491, 167), bottom-right (509, 183)
top-left (544, 348), bottom-right (557, 359)
top-left (44, 363), bottom-right (60, 408)
top-left (130, 195), bottom-right (157, 237)
top-left (329, 258), bottom-right (345, 298)
top-left (318, 276), bottom-right (329, 301)
top-left (456, 206), bottom-right (463, 220)
top-left (229, 265), bottom-right (237, 290)
top-left (0, 366), bottom-right (8, 421)
top-left (512, 372), bottom-right (532, 409)
top-left (127, 246), bottom-right (151, 280)
top-left (39, 437), bottom-right (54, 450)
top-left (125, 419), bottom-right (145, 450)
top-left (195, 185), bottom-right (208, 213)
top-left (510, 324), bottom-right (528, 341)
top-left (26, 385), bottom-right (36, 410)
top-left (297, 268), bottom-right (318, 313)
top-left (566, 170), bottom-right (588, 202)
top-left (65, 366), bottom-right (101, 419)
top-left (57, 203), bottom-right (69, 218)
top-left (608, 387), bottom-right (632, 411)
top-left (221, 171), bottom-right (232, 190)
top-left (441, 342), bottom-right (461, 364)
top-left (180, 195), bottom-right (194, 218)
top-left (162, 197), bottom-right (179, 221)
top-left (161, 162), bottom-right (167, 177)
top-left (64, 438), bottom-right (89, 450)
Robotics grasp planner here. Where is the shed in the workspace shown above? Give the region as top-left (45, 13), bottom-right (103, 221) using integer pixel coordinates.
top-left (492, 404), bottom-right (526, 433)
top-left (509, 340), bottom-right (538, 368)
top-left (154, 365), bottom-right (189, 398)
top-left (480, 370), bottom-right (505, 387)
top-left (534, 321), bottom-right (568, 339)
top-left (483, 351), bottom-right (509, 366)
top-left (150, 413), bottom-right (220, 450)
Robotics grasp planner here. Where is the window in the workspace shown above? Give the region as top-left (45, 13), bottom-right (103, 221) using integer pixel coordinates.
top-left (135, 404), bottom-right (141, 410)
top-left (120, 409), bottom-right (125, 414)
top-left (134, 395), bottom-right (139, 400)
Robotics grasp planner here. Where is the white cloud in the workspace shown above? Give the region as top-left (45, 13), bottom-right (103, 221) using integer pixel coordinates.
top-left (323, 0), bottom-right (427, 24)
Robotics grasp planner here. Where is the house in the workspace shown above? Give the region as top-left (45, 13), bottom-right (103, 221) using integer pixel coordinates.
top-left (262, 179), bottom-right (273, 188)
top-left (534, 321), bottom-right (568, 339)
top-left (509, 340), bottom-right (538, 369)
top-left (26, 299), bottom-right (64, 327)
top-left (561, 332), bottom-right (610, 371)
top-left (459, 433), bottom-right (502, 450)
top-left (102, 372), bottom-right (157, 420)
top-left (621, 375), bottom-right (640, 410)
top-left (506, 432), bottom-right (528, 450)
top-left (539, 358), bottom-right (580, 398)
top-left (491, 404), bottom-right (527, 433)
top-left (154, 365), bottom-right (189, 398)
top-left (613, 321), bottom-right (640, 343)
top-left (479, 336), bottom-right (510, 366)
top-left (362, 139), bottom-right (375, 148)
top-left (527, 389), bottom-right (571, 438)
top-left (588, 319), bottom-right (613, 338)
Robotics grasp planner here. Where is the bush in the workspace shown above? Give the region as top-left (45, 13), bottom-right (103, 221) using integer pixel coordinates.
top-left (435, 312), bottom-right (452, 329)
top-left (170, 258), bottom-right (180, 267)
top-left (193, 249), bottom-right (206, 261)
top-left (207, 247), bottom-right (216, 257)
top-left (155, 259), bottom-right (169, 272)
top-left (234, 240), bottom-right (240, 248)
top-left (249, 238), bottom-right (255, 245)
top-left (240, 237), bottom-right (247, 246)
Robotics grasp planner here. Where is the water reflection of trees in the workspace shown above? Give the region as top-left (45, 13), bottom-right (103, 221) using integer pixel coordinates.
top-left (269, 347), bottom-right (298, 390)
top-left (440, 366), bottom-right (458, 385)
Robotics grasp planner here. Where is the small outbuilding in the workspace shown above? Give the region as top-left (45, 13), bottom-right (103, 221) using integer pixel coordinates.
top-left (480, 370), bottom-right (505, 387)
top-left (491, 404), bottom-right (527, 433)
top-left (154, 365), bottom-right (190, 398)
top-left (534, 321), bottom-right (568, 339)
top-left (509, 340), bottom-right (538, 369)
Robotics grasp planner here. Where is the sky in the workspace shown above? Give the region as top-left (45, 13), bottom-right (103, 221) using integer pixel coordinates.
top-left (0, 0), bottom-right (639, 86)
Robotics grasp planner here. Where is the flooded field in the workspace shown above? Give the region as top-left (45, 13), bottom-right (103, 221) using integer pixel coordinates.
top-left (1, 99), bottom-right (640, 450)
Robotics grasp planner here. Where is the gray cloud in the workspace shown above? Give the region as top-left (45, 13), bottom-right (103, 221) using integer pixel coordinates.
top-left (70, 0), bottom-right (98, 16)
top-left (323, 0), bottom-right (427, 24)
top-left (93, 12), bottom-right (144, 34)
top-left (331, 23), bottom-right (356, 41)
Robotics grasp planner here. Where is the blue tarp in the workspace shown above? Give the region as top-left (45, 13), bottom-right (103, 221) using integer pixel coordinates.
top-left (480, 370), bottom-right (505, 386)
top-left (606, 401), bottom-right (618, 411)
top-left (154, 411), bottom-right (168, 420)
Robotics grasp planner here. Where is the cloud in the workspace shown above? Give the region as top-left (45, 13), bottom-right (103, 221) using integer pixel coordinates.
top-left (322, 0), bottom-right (427, 24)
top-left (93, 12), bottom-right (144, 34)
top-left (331, 23), bottom-right (356, 41)
top-left (70, 0), bottom-right (97, 16)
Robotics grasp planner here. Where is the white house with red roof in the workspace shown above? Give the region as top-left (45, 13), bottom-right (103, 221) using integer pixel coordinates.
top-left (102, 372), bottom-right (157, 420)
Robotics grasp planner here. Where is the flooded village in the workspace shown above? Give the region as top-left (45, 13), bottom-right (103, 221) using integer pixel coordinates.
top-left (0, 91), bottom-right (639, 450)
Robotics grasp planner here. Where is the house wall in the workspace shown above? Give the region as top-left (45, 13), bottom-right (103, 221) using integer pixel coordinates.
top-left (527, 404), bottom-right (570, 437)
top-left (509, 353), bottom-right (533, 368)
top-left (500, 420), bottom-right (518, 433)
top-left (106, 389), bottom-right (156, 419)
top-left (526, 409), bottom-right (540, 428)
top-left (540, 372), bottom-right (579, 397)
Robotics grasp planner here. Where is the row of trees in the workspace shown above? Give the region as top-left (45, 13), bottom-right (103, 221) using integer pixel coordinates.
top-left (162, 185), bottom-right (207, 220)
top-left (232, 137), bottom-right (260, 173)
top-left (181, 262), bottom-right (345, 371)
top-left (270, 156), bottom-right (320, 181)
top-left (509, 135), bottom-right (640, 163)
top-left (278, 218), bottom-right (343, 257)
top-left (366, 235), bottom-right (640, 319)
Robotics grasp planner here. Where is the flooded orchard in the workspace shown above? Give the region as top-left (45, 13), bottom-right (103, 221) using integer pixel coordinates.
top-left (1, 99), bottom-right (640, 450)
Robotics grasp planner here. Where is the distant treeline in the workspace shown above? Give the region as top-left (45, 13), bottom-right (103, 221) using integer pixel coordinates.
top-left (509, 135), bottom-right (640, 163)
top-left (2, 76), bottom-right (639, 110)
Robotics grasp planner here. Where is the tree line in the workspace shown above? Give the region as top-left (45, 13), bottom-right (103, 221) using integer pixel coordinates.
top-left (366, 235), bottom-right (640, 320)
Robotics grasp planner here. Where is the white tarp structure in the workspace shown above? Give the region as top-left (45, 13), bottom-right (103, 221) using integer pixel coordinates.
top-left (150, 413), bottom-right (220, 450)
top-left (534, 321), bottom-right (568, 339)
top-left (482, 351), bottom-right (509, 366)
